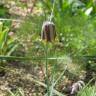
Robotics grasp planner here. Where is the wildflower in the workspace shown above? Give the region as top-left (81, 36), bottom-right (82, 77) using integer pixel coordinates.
top-left (8, 32), bottom-right (14, 36)
top-left (70, 80), bottom-right (85, 95)
top-left (41, 21), bottom-right (56, 42)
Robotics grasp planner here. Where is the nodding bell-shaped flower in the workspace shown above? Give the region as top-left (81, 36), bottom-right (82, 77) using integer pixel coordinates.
top-left (41, 21), bottom-right (56, 42)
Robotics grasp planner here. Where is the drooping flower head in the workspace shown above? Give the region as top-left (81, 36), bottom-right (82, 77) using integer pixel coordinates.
top-left (41, 21), bottom-right (56, 42)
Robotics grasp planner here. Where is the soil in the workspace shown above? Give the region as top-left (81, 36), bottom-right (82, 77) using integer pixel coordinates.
top-left (0, 62), bottom-right (94, 96)
top-left (0, 63), bottom-right (45, 96)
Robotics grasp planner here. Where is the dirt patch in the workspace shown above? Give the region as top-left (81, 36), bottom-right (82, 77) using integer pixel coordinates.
top-left (0, 64), bottom-right (45, 96)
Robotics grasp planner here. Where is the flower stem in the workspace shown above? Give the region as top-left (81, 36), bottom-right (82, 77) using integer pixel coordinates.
top-left (49, 0), bottom-right (56, 22)
top-left (45, 42), bottom-right (50, 96)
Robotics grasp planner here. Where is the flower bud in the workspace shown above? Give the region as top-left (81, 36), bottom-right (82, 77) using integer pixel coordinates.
top-left (41, 21), bottom-right (56, 42)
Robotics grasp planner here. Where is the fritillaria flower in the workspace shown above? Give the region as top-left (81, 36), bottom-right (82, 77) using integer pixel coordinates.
top-left (41, 21), bottom-right (56, 42)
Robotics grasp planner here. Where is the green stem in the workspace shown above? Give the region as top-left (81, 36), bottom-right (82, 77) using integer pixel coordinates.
top-left (45, 42), bottom-right (50, 96)
top-left (49, 0), bottom-right (56, 22)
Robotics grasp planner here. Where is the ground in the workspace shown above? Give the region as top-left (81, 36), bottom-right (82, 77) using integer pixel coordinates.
top-left (0, 63), bottom-right (45, 96)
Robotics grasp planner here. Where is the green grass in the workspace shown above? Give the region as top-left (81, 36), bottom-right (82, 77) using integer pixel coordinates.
top-left (77, 86), bottom-right (96, 96)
